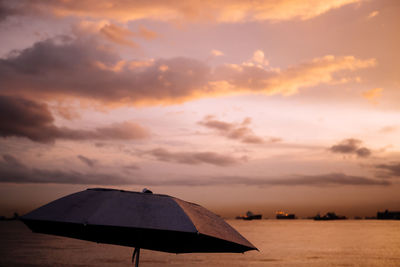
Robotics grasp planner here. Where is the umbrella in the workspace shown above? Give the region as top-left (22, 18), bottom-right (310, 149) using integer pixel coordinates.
top-left (21, 188), bottom-right (257, 266)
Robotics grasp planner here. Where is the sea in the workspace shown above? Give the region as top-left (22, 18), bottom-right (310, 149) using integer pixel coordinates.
top-left (0, 219), bottom-right (399, 266)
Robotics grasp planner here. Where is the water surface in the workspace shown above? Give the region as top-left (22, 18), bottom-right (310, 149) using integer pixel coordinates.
top-left (0, 220), bottom-right (399, 266)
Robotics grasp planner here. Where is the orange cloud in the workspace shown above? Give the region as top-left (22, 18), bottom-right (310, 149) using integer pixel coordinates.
top-left (362, 88), bottom-right (383, 104)
top-left (100, 23), bottom-right (138, 48)
top-left (211, 49), bottom-right (224, 57)
top-left (138, 26), bottom-right (158, 40)
top-left (368, 10), bottom-right (379, 19)
top-left (73, 21), bottom-right (157, 48)
top-left (213, 54), bottom-right (376, 96)
top-left (6, 0), bottom-right (364, 23)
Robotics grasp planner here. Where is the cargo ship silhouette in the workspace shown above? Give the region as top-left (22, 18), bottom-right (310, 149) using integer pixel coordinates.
top-left (313, 212), bottom-right (347, 220)
top-left (236, 211), bottom-right (262, 220)
top-left (276, 211), bottom-right (296, 219)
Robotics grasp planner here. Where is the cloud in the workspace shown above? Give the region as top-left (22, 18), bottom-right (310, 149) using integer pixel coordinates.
top-left (375, 163), bottom-right (400, 178)
top-left (160, 173), bottom-right (390, 187)
top-left (224, 173), bottom-right (390, 186)
top-left (77, 155), bottom-right (97, 167)
top-left (2, 154), bottom-right (24, 168)
top-left (0, 95), bottom-right (59, 143)
top-left (77, 22), bottom-right (158, 48)
top-left (329, 138), bottom-right (371, 158)
top-left (0, 37), bottom-right (375, 106)
top-left (2, 0), bottom-right (363, 23)
top-left (211, 49), bottom-right (224, 57)
top-left (251, 50), bottom-right (268, 65)
top-left (0, 0), bottom-right (18, 22)
top-left (362, 87), bottom-right (383, 104)
top-left (0, 154), bottom-right (387, 187)
top-left (198, 116), bottom-right (264, 144)
top-left (368, 10), bottom-right (379, 19)
top-left (0, 36), bottom-right (210, 105)
top-left (0, 95), bottom-right (149, 143)
top-left (123, 164), bottom-right (140, 171)
top-left (53, 105), bottom-right (81, 120)
top-left (213, 55), bottom-right (375, 96)
top-left (146, 147), bottom-right (243, 166)
top-left (99, 23), bottom-right (138, 48)
top-left (379, 126), bottom-right (397, 133)
top-left (137, 26), bottom-right (158, 40)
top-left (0, 154), bottom-right (135, 185)
top-left (94, 121), bottom-right (149, 140)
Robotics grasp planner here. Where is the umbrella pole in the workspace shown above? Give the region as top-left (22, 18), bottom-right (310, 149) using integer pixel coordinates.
top-left (132, 247), bottom-right (140, 267)
top-left (135, 248), bottom-right (140, 267)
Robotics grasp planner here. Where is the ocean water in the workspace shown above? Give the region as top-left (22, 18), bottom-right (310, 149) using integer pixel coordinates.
top-left (0, 220), bottom-right (399, 266)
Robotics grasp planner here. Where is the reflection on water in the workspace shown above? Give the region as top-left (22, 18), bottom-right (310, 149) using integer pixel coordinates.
top-left (0, 220), bottom-right (399, 266)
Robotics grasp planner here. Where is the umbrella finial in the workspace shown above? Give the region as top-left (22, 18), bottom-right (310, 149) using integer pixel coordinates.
top-left (142, 188), bottom-right (153, 194)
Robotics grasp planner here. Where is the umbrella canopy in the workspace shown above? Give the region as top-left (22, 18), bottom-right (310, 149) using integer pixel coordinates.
top-left (21, 188), bottom-right (257, 265)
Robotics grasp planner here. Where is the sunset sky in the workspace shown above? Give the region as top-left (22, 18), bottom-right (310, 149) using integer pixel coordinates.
top-left (1, 0), bottom-right (399, 218)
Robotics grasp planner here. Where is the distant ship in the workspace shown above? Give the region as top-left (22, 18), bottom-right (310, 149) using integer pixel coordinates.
top-left (377, 210), bottom-right (400, 220)
top-left (236, 211), bottom-right (262, 220)
top-left (276, 211), bottom-right (296, 219)
top-left (313, 212), bottom-right (347, 220)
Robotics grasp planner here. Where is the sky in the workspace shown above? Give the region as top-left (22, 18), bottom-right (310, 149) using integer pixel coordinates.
top-left (0, 0), bottom-right (399, 218)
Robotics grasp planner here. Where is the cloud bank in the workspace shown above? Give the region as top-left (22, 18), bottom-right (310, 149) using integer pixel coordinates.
top-left (172, 173), bottom-right (390, 187)
top-left (0, 0), bottom-right (363, 23)
top-left (0, 155), bottom-right (388, 187)
top-left (0, 36), bottom-right (375, 106)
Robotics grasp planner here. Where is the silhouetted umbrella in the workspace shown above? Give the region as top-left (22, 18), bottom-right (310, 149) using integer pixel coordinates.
top-left (21, 188), bottom-right (257, 266)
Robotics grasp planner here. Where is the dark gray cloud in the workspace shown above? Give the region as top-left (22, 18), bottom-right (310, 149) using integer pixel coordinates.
top-left (0, 154), bottom-right (137, 185)
top-left (0, 95), bottom-right (149, 143)
top-left (164, 173), bottom-right (390, 187)
top-left (0, 0), bottom-right (29, 22)
top-left (268, 173), bottom-right (389, 186)
top-left (147, 147), bottom-right (243, 166)
top-left (355, 147), bottom-right (371, 158)
top-left (123, 164), bottom-right (140, 171)
top-left (77, 155), bottom-right (97, 167)
top-left (0, 95), bottom-right (59, 143)
top-left (0, 0), bottom-right (14, 22)
top-left (329, 138), bottom-right (371, 158)
top-left (2, 154), bottom-right (24, 168)
top-left (375, 162), bottom-right (400, 178)
top-left (0, 36), bottom-right (210, 105)
top-left (198, 116), bottom-right (264, 144)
